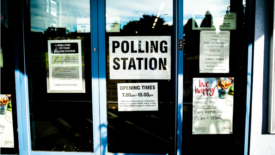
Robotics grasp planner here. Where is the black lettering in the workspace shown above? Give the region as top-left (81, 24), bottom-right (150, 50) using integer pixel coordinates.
top-left (151, 41), bottom-right (158, 53)
top-left (159, 58), bottom-right (167, 70)
top-left (131, 41), bottom-right (137, 53)
top-left (128, 58), bottom-right (136, 70)
top-left (136, 58), bottom-right (143, 70)
top-left (121, 58), bottom-right (128, 69)
top-left (145, 58), bottom-right (148, 70)
top-left (138, 41), bottom-right (144, 53)
top-left (112, 41), bottom-right (120, 53)
top-left (146, 41), bottom-right (149, 53)
top-left (113, 57), bottom-right (120, 70)
top-left (149, 58), bottom-right (157, 70)
top-left (160, 41), bottom-right (167, 53)
top-left (121, 41), bottom-right (129, 53)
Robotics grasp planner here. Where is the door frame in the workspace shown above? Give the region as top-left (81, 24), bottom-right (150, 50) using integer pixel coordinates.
top-left (16, 0), bottom-right (101, 155)
top-left (97, 0), bottom-right (183, 155)
top-left (14, 0), bottom-right (254, 155)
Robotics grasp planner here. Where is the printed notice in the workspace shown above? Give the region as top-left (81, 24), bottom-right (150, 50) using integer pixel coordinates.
top-left (0, 94), bottom-right (14, 148)
top-left (106, 18), bottom-right (120, 32)
top-left (200, 31), bottom-right (230, 73)
top-left (117, 83), bottom-right (158, 111)
top-left (109, 36), bottom-right (171, 79)
top-left (47, 40), bottom-right (85, 93)
top-left (193, 78), bottom-right (234, 134)
top-left (219, 12), bottom-right (237, 30)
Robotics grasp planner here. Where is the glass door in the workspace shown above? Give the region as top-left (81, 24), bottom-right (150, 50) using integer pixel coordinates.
top-left (99, 0), bottom-right (177, 154)
top-left (21, 0), bottom-right (100, 154)
top-left (181, 0), bottom-right (249, 154)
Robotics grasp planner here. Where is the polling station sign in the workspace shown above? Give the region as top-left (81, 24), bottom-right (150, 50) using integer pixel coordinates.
top-left (109, 36), bottom-right (171, 79)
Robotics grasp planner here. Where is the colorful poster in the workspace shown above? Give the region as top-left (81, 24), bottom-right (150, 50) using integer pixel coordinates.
top-left (117, 83), bottom-right (158, 111)
top-left (192, 77), bottom-right (234, 134)
top-left (0, 94), bottom-right (14, 148)
top-left (109, 36), bottom-right (171, 79)
top-left (199, 31), bottom-right (230, 73)
top-left (47, 40), bottom-right (85, 93)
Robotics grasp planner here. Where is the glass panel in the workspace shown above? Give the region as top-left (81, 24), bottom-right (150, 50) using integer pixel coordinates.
top-left (28, 0), bottom-right (93, 152)
top-left (0, 0), bottom-right (19, 154)
top-left (183, 0), bottom-right (248, 154)
top-left (105, 0), bottom-right (174, 154)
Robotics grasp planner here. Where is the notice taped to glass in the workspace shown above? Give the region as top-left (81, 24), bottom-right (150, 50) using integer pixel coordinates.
top-left (199, 31), bottom-right (230, 73)
top-left (47, 40), bottom-right (85, 93)
top-left (192, 78), bottom-right (234, 134)
top-left (109, 36), bottom-right (171, 79)
top-left (0, 94), bottom-right (14, 148)
top-left (117, 83), bottom-right (158, 111)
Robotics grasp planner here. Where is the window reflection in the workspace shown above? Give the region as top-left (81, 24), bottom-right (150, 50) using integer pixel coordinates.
top-left (30, 0), bottom-right (90, 33)
top-left (106, 0), bottom-right (173, 32)
top-left (184, 0), bottom-right (231, 30)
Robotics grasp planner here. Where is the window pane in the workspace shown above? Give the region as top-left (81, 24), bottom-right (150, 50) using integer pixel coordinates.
top-left (182, 0), bottom-right (248, 154)
top-left (28, 0), bottom-right (93, 152)
top-left (105, 0), bottom-right (175, 153)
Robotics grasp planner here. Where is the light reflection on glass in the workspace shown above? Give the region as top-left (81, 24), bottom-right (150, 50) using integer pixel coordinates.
top-left (184, 0), bottom-right (231, 31)
top-left (30, 0), bottom-right (90, 33)
top-left (106, 0), bottom-right (173, 30)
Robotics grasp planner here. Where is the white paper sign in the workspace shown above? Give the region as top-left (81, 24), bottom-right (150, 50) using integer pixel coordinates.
top-left (192, 78), bottom-right (234, 134)
top-left (117, 83), bottom-right (158, 111)
top-left (77, 18), bottom-right (90, 33)
top-left (109, 36), bottom-right (171, 79)
top-left (106, 18), bottom-right (120, 32)
top-left (219, 12), bottom-right (237, 30)
top-left (200, 31), bottom-right (230, 73)
top-left (47, 40), bottom-right (85, 93)
top-left (0, 94), bottom-right (14, 148)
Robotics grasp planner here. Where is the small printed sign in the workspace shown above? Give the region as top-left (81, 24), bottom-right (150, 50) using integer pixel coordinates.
top-left (117, 83), bottom-right (158, 111)
top-left (47, 40), bottom-right (85, 93)
top-left (199, 31), bottom-right (230, 73)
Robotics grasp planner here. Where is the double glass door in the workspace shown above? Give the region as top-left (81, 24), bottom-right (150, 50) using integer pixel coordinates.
top-left (24, 0), bottom-right (176, 154)
top-left (21, 0), bottom-right (249, 154)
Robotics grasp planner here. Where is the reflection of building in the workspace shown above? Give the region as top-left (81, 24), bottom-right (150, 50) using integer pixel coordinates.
top-left (200, 10), bottom-right (214, 28)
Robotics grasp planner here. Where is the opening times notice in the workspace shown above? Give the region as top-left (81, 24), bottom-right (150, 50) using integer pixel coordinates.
top-left (117, 83), bottom-right (158, 111)
top-left (199, 31), bottom-right (230, 73)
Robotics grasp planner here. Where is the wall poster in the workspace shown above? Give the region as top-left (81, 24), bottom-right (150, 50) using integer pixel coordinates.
top-left (0, 94), bottom-right (14, 148)
top-left (47, 40), bottom-right (85, 93)
top-left (199, 31), bottom-right (230, 73)
top-left (109, 36), bottom-right (171, 79)
top-left (192, 77), bottom-right (234, 134)
top-left (117, 83), bottom-right (158, 111)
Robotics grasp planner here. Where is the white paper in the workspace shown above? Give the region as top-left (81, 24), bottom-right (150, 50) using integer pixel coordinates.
top-left (219, 12), bottom-right (237, 30)
top-left (192, 78), bottom-right (234, 134)
top-left (200, 31), bottom-right (230, 73)
top-left (109, 36), bottom-right (171, 79)
top-left (47, 40), bottom-right (85, 93)
top-left (0, 94), bottom-right (14, 148)
top-left (106, 18), bottom-right (120, 32)
top-left (117, 83), bottom-right (158, 111)
top-left (77, 18), bottom-right (90, 33)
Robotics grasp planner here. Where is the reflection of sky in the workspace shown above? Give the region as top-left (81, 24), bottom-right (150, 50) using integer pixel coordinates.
top-left (183, 0), bottom-right (230, 26)
top-left (30, 0), bottom-right (90, 33)
top-left (106, 0), bottom-right (173, 28)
